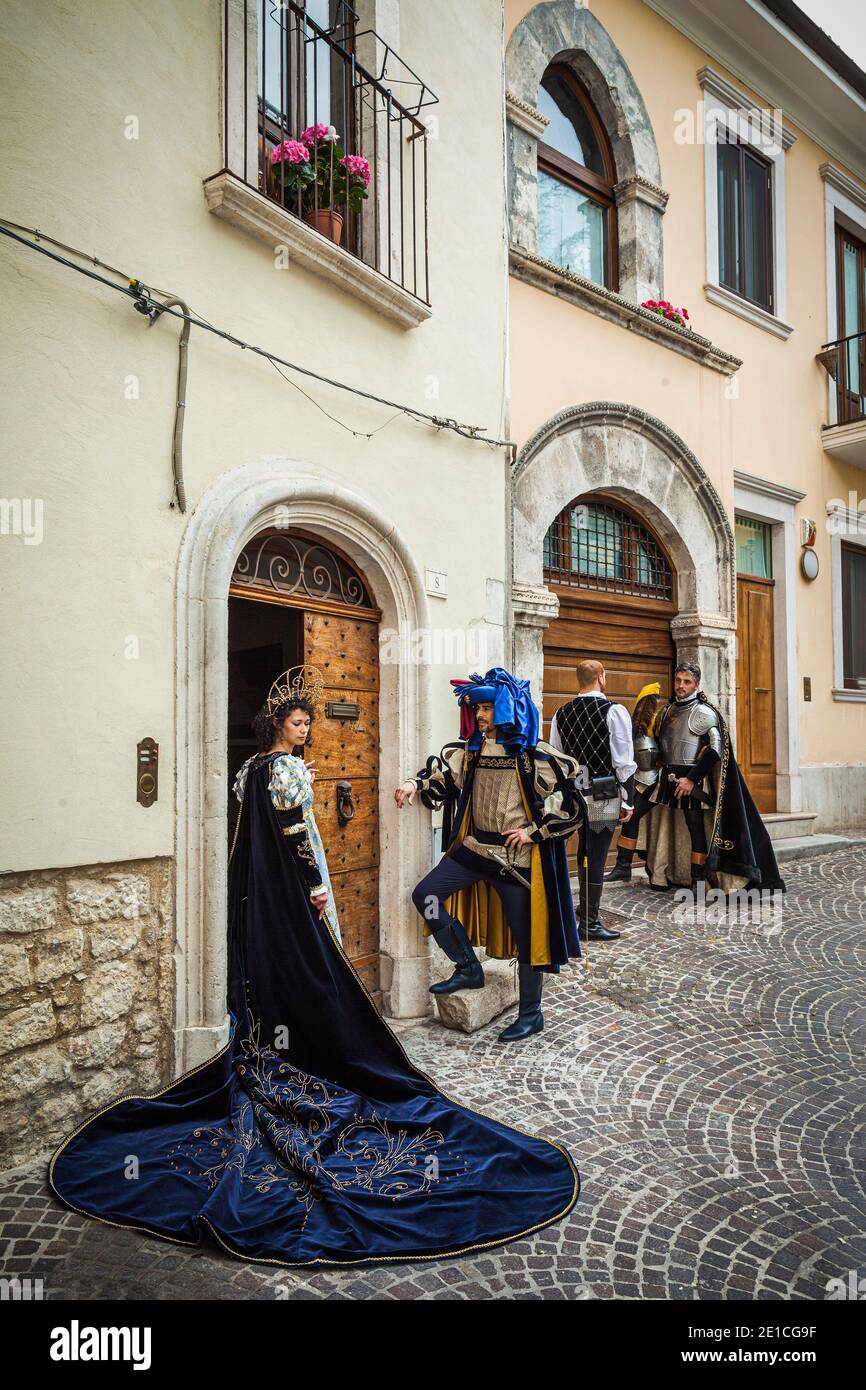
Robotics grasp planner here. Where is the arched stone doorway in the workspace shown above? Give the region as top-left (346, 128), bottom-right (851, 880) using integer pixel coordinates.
top-left (512, 402), bottom-right (736, 734)
top-left (174, 460), bottom-right (433, 1072)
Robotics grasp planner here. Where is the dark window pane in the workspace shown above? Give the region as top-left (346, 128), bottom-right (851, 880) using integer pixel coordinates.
top-left (743, 150), bottom-right (771, 307)
top-left (717, 139), bottom-right (771, 307)
top-left (842, 240), bottom-right (863, 400)
top-left (842, 544), bottom-right (866, 688)
top-left (717, 140), bottom-right (740, 292)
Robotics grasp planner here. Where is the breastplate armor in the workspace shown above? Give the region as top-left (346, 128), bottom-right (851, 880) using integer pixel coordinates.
top-left (659, 700), bottom-right (702, 765)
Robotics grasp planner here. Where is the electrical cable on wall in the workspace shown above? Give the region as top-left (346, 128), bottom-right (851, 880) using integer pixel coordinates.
top-left (0, 219), bottom-right (515, 515)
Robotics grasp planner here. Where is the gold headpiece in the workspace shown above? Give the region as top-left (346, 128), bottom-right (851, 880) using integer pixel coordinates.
top-left (266, 664), bottom-right (326, 715)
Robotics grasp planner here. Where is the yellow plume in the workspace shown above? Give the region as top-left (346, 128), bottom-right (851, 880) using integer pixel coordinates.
top-left (632, 681), bottom-right (662, 737)
top-left (635, 680), bottom-right (661, 703)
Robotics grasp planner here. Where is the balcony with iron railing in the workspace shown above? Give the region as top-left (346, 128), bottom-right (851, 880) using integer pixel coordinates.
top-left (204, 1), bottom-right (437, 328)
top-left (817, 328), bottom-right (866, 468)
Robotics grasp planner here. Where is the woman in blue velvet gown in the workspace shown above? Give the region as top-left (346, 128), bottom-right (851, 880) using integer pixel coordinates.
top-left (232, 697), bottom-right (343, 947)
top-left (48, 670), bottom-right (580, 1268)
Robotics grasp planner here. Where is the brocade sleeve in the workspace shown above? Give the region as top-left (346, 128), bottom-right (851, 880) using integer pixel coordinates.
top-left (276, 811), bottom-right (328, 899)
top-left (527, 742), bottom-right (584, 842)
top-left (412, 741), bottom-right (467, 810)
top-left (268, 754), bottom-right (311, 809)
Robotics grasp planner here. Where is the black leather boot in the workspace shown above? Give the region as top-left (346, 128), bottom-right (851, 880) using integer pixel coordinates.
top-left (429, 919), bottom-right (485, 994)
top-left (605, 853), bottom-right (632, 883)
top-left (688, 863), bottom-right (708, 904)
top-left (498, 963), bottom-right (543, 1041)
top-left (579, 881), bottom-right (621, 941)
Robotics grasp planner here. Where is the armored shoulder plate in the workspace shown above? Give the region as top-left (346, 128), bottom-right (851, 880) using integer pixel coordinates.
top-left (688, 703), bottom-right (720, 735)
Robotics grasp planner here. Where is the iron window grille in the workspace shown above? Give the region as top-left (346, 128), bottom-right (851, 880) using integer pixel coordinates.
top-left (543, 499), bottom-right (673, 601)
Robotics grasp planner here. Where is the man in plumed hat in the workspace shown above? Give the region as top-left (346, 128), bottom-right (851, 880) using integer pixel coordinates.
top-left (395, 667), bottom-right (585, 1041)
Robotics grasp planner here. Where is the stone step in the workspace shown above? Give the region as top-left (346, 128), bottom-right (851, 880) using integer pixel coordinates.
top-left (429, 946), bottom-right (518, 1033)
top-left (387, 1014), bottom-right (432, 1035)
top-left (773, 832), bottom-right (862, 863)
top-left (762, 811), bottom-right (818, 842)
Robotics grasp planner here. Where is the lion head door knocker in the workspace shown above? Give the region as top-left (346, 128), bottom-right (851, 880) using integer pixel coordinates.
top-left (335, 779), bottom-right (355, 829)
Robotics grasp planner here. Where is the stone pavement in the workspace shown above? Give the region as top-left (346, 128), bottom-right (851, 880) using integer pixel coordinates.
top-left (2, 846), bottom-right (864, 1301)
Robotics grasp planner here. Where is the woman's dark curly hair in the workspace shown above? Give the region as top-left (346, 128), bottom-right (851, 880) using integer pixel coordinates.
top-left (251, 696), bottom-right (316, 754)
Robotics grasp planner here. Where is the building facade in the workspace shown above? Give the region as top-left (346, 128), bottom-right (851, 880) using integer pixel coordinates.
top-left (505, 0), bottom-right (866, 835)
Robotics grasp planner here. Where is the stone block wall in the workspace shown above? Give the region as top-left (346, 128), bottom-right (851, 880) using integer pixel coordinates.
top-left (0, 858), bottom-right (175, 1172)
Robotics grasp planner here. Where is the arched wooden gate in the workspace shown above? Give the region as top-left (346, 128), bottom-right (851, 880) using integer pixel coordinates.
top-left (542, 493), bottom-right (677, 863)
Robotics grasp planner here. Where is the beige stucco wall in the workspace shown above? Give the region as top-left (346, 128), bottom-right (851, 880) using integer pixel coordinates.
top-left (0, 0), bottom-right (509, 875)
top-left (505, 0), bottom-right (866, 790)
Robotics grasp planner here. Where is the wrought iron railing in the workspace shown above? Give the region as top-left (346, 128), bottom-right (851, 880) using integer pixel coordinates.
top-left (818, 328), bottom-right (866, 426)
top-left (222, 0), bottom-right (435, 303)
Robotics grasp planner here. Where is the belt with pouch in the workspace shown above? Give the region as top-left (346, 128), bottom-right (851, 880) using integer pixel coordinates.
top-left (580, 772), bottom-right (619, 802)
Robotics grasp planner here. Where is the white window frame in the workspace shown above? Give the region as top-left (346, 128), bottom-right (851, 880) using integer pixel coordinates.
top-left (821, 163), bottom-right (866, 428)
top-left (700, 68), bottom-right (793, 339)
top-left (827, 501), bottom-right (866, 702)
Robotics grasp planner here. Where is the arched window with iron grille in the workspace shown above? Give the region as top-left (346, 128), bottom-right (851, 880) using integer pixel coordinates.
top-left (543, 496), bottom-right (673, 602)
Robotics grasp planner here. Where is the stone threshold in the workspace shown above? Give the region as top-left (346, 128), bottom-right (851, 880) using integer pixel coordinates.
top-left (510, 244), bottom-right (742, 376)
top-left (762, 810), bottom-right (817, 842)
top-left (774, 832), bottom-right (866, 862)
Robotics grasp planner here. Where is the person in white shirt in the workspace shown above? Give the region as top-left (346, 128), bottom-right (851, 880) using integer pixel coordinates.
top-left (548, 659), bottom-right (637, 942)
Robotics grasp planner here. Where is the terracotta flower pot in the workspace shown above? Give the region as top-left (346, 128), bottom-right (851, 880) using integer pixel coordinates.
top-left (304, 209), bottom-right (344, 245)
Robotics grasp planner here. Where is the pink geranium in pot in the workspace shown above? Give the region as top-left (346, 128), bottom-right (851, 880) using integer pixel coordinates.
top-left (640, 298), bottom-right (691, 328)
top-left (299, 123), bottom-right (371, 245)
top-left (268, 138), bottom-right (315, 210)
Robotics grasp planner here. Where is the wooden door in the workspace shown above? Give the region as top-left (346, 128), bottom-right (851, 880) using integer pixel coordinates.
top-left (543, 590), bottom-right (676, 732)
top-left (543, 589), bottom-right (676, 873)
top-left (229, 528), bottom-right (382, 1006)
top-left (736, 575), bottom-right (777, 813)
top-left (302, 608), bottom-right (381, 1003)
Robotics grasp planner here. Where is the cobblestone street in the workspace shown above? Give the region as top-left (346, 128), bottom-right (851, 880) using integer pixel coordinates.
top-left (3, 846), bottom-right (865, 1301)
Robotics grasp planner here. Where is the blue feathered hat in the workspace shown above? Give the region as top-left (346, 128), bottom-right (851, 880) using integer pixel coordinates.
top-left (450, 667), bottom-right (540, 751)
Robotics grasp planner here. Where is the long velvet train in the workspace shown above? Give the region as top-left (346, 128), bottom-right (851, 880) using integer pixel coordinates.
top-left (48, 753), bottom-right (579, 1268)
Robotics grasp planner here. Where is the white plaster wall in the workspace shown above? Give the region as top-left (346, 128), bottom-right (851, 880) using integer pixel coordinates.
top-left (0, 0), bottom-right (509, 874)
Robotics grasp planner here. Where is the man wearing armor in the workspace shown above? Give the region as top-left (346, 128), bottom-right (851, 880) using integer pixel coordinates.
top-left (548, 658), bottom-right (637, 942)
top-left (607, 662), bottom-right (784, 897)
top-left (395, 667), bottom-right (585, 1042)
top-left (608, 663), bottom-right (722, 894)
